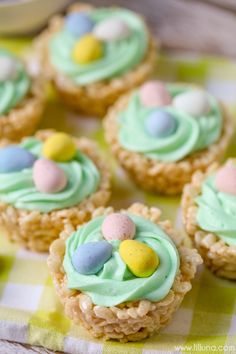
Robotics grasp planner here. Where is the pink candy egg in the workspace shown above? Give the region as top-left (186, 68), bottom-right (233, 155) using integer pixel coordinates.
top-left (139, 81), bottom-right (172, 108)
top-left (33, 159), bottom-right (68, 194)
top-left (215, 164), bottom-right (236, 195)
top-left (101, 213), bottom-right (136, 241)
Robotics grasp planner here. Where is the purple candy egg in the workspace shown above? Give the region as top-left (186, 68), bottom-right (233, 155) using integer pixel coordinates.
top-left (145, 110), bottom-right (177, 138)
top-left (0, 146), bottom-right (36, 173)
top-left (72, 240), bottom-right (113, 275)
top-left (65, 12), bottom-right (93, 37)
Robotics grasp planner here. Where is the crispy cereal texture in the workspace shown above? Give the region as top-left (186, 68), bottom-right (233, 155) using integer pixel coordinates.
top-left (33, 3), bottom-right (158, 117)
top-left (182, 161), bottom-right (236, 279)
top-left (0, 130), bottom-right (111, 252)
top-left (0, 76), bottom-right (45, 142)
top-left (104, 91), bottom-right (233, 195)
top-left (48, 203), bottom-right (202, 342)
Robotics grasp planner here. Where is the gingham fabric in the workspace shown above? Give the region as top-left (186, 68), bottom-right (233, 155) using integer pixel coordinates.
top-left (0, 39), bottom-right (236, 354)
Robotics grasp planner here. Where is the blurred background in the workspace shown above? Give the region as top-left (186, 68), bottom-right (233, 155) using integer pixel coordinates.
top-left (0, 0), bottom-right (235, 57)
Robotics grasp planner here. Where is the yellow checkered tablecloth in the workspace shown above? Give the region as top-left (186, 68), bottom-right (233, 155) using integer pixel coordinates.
top-left (0, 39), bottom-right (236, 354)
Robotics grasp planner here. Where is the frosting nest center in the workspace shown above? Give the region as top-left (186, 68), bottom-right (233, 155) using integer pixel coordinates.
top-left (118, 84), bottom-right (222, 162)
top-left (0, 137), bottom-right (100, 212)
top-left (196, 164), bottom-right (236, 245)
top-left (49, 8), bottom-right (148, 85)
top-left (63, 214), bottom-right (180, 306)
top-left (0, 49), bottom-right (30, 115)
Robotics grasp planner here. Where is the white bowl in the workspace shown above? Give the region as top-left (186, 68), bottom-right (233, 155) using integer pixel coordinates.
top-left (0, 0), bottom-right (71, 35)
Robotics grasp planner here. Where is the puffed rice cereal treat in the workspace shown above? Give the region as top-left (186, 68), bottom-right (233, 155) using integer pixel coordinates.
top-left (0, 48), bottom-right (45, 141)
top-left (104, 80), bottom-right (233, 194)
top-left (0, 130), bottom-right (111, 252)
top-left (48, 203), bottom-right (202, 341)
top-left (34, 3), bottom-right (157, 116)
top-left (182, 159), bottom-right (236, 279)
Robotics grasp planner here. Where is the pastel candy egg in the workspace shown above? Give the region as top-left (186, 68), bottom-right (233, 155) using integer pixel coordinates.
top-left (65, 12), bottom-right (94, 37)
top-left (119, 239), bottom-right (159, 278)
top-left (0, 146), bottom-right (36, 173)
top-left (33, 159), bottom-right (67, 194)
top-left (145, 109), bottom-right (177, 138)
top-left (215, 164), bottom-right (236, 195)
top-left (101, 213), bottom-right (136, 241)
top-left (173, 90), bottom-right (210, 117)
top-left (0, 55), bottom-right (18, 82)
top-left (72, 34), bottom-right (103, 64)
top-left (139, 81), bottom-right (172, 108)
top-left (93, 18), bottom-right (131, 42)
top-left (42, 133), bottom-right (77, 162)
top-left (72, 240), bottom-right (113, 275)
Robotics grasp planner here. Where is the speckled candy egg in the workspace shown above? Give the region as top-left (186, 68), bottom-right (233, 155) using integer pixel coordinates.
top-left (65, 12), bottom-right (94, 37)
top-left (93, 18), bottom-right (131, 42)
top-left (101, 213), bottom-right (136, 241)
top-left (119, 239), bottom-right (159, 278)
top-left (42, 133), bottom-right (77, 162)
top-left (72, 240), bottom-right (113, 275)
top-left (173, 90), bottom-right (210, 117)
top-left (33, 158), bottom-right (68, 194)
top-left (72, 34), bottom-right (103, 64)
top-left (139, 81), bottom-right (172, 108)
top-left (0, 55), bottom-right (18, 82)
top-left (215, 164), bottom-right (236, 195)
top-left (145, 109), bottom-right (177, 138)
top-left (0, 146), bottom-right (36, 173)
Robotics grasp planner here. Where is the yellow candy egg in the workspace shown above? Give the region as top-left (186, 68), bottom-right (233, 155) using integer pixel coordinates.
top-left (119, 240), bottom-right (159, 278)
top-left (72, 34), bottom-right (103, 64)
top-left (42, 133), bottom-right (77, 162)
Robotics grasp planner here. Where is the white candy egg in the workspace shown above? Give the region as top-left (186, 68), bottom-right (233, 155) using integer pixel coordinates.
top-left (173, 90), bottom-right (211, 117)
top-left (0, 55), bottom-right (18, 82)
top-left (93, 18), bottom-right (131, 42)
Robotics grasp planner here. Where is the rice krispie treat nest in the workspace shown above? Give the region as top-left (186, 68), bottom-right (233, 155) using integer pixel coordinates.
top-left (0, 48), bottom-right (45, 142)
top-left (48, 203), bottom-right (202, 342)
top-left (182, 159), bottom-right (236, 279)
top-left (33, 3), bottom-right (157, 117)
top-left (104, 81), bottom-right (233, 194)
top-left (0, 130), bottom-right (111, 252)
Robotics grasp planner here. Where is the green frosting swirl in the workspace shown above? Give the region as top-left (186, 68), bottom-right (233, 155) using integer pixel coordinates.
top-left (0, 138), bottom-right (100, 213)
top-left (0, 49), bottom-right (30, 115)
top-left (49, 8), bottom-right (148, 85)
top-left (63, 214), bottom-right (180, 306)
top-left (118, 85), bottom-right (222, 162)
top-left (196, 174), bottom-right (236, 245)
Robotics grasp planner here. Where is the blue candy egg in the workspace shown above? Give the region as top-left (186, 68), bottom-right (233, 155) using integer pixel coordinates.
top-left (0, 146), bottom-right (36, 173)
top-left (72, 240), bottom-right (113, 275)
top-left (145, 110), bottom-right (177, 138)
top-left (65, 12), bottom-right (94, 37)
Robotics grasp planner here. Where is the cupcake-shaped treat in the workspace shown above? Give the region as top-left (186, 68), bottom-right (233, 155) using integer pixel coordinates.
top-left (48, 203), bottom-right (201, 341)
top-left (0, 49), bottom-right (45, 141)
top-left (0, 130), bottom-right (110, 252)
top-left (34, 3), bottom-right (157, 116)
top-left (182, 159), bottom-right (236, 279)
top-left (104, 80), bottom-right (233, 194)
